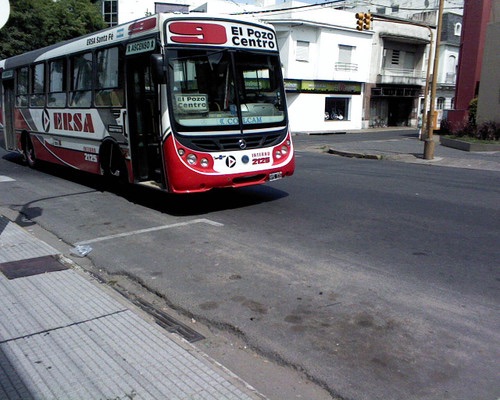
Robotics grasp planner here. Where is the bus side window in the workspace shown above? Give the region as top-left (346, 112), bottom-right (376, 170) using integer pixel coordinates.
top-left (95, 46), bottom-right (124, 107)
top-left (30, 63), bottom-right (45, 107)
top-left (69, 52), bottom-right (92, 108)
top-left (16, 67), bottom-right (29, 107)
top-left (48, 59), bottom-right (67, 107)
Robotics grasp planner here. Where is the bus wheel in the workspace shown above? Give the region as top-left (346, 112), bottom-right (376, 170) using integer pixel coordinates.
top-left (24, 135), bottom-right (37, 168)
top-left (100, 143), bottom-right (128, 184)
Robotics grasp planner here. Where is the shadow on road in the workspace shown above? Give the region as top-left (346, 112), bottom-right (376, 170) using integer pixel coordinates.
top-left (3, 153), bottom-right (289, 217)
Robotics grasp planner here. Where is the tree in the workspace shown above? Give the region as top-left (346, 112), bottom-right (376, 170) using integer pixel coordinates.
top-left (0, 0), bottom-right (106, 59)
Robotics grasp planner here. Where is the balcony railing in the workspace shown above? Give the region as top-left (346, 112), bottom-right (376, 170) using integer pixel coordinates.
top-left (335, 62), bottom-right (358, 71)
top-left (378, 67), bottom-right (425, 85)
top-left (445, 73), bottom-right (456, 84)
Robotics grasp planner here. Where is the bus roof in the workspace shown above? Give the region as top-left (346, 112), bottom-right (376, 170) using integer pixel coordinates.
top-left (0, 13), bottom-right (276, 71)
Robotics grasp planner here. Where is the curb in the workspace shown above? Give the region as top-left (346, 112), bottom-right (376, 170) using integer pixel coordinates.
top-left (328, 148), bottom-right (382, 160)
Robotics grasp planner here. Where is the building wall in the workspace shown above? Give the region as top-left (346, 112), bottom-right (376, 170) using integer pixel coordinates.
top-left (261, 5), bottom-right (372, 132)
top-left (447, 0), bottom-right (492, 128)
top-left (477, 2), bottom-right (500, 124)
top-left (287, 91), bottom-right (364, 132)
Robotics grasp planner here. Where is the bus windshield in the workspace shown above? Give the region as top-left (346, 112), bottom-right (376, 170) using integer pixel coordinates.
top-left (167, 48), bottom-right (286, 133)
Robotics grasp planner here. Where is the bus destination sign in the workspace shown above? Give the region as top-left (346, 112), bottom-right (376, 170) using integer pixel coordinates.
top-left (166, 20), bottom-right (277, 51)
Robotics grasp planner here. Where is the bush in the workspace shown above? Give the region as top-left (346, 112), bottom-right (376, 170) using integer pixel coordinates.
top-left (454, 121), bottom-right (476, 138)
top-left (439, 118), bottom-right (452, 134)
top-left (476, 121), bottom-right (500, 141)
top-left (468, 97), bottom-right (478, 127)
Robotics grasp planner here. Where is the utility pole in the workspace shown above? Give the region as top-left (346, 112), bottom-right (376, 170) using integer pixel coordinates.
top-left (423, 0), bottom-right (445, 160)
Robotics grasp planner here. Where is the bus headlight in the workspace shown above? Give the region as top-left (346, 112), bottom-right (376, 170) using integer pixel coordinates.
top-left (187, 153), bottom-right (197, 165)
top-left (178, 148), bottom-right (185, 156)
top-left (281, 145), bottom-right (288, 155)
top-left (275, 150), bottom-right (282, 159)
top-left (200, 158), bottom-right (209, 168)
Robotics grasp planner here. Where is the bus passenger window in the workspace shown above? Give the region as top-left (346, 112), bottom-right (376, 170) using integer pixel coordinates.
top-left (69, 52), bottom-right (92, 108)
top-left (48, 59), bottom-right (67, 107)
top-left (30, 63), bottom-right (45, 107)
top-left (95, 47), bottom-right (123, 107)
top-left (16, 67), bottom-right (29, 107)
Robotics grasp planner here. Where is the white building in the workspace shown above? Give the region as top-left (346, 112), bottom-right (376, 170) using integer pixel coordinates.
top-left (97, 0), bottom-right (463, 132)
top-left (259, 4), bottom-right (373, 132)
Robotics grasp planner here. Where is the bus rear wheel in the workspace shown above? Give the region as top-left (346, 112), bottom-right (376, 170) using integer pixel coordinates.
top-left (24, 134), bottom-right (37, 168)
top-left (100, 143), bottom-right (128, 184)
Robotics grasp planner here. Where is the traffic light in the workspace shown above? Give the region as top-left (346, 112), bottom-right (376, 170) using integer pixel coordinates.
top-left (355, 12), bottom-right (364, 31)
top-left (363, 13), bottom-right (373, 30)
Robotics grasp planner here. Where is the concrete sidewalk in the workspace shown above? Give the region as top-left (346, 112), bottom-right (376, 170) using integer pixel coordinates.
top-left (324, 133), bottom-right (500, 172)
top-left (0, 214), bottom-right (265, 400)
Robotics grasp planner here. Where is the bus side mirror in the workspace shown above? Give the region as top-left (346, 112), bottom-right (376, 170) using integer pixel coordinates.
top-left (151, 54), bottom-right (166, 84)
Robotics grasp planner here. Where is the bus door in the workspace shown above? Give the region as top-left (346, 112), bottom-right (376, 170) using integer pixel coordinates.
top-left (1, 76), bottom-right (16, 150)
top-left (126, 55), bottom-right (162, 184)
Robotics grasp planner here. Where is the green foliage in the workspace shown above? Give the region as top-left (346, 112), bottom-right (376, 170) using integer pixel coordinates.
top-left (448, 120), bottom-right (499, 141)
top-left (476, 121), bottom-right (500, 141)
top-left (0, 0), bottom-right (106, 59)
top-left (468, 97), bottom-right (478, 127)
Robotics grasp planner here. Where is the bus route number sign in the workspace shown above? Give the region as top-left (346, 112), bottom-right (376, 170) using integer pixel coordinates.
top-left (175, 94), bottom-right (208, 113)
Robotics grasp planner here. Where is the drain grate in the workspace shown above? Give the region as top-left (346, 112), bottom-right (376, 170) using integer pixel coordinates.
top-left (131, 297), bottom-right (205, 343)
top-left (0, 255), bottom-right (68, 279)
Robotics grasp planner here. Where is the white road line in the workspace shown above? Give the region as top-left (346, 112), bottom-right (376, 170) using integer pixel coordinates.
top-left (0, 175), bottom-right (15, 182)
top-left (75, 218), bottom-right (224, 246)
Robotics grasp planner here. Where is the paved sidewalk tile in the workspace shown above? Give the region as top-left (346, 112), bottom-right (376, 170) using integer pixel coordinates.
top-left (0, 216), bottom-right (59, 264)
top-left (0, 217), bottom-right (264, 400)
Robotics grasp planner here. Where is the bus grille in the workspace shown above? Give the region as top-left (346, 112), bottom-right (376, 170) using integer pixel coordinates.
top-left (191, 134), bottom-right (281, 152)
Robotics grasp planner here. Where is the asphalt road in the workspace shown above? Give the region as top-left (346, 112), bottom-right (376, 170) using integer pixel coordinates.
top-left (1, 131), bottom-right (499, 400)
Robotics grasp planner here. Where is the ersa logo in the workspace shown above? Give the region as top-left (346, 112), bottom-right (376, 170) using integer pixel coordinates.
top-left (42, 110), bottom-right (95, 133)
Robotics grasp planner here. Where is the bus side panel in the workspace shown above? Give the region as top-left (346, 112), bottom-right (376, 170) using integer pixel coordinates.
top-left (28, 133), bottom-right (102, 174)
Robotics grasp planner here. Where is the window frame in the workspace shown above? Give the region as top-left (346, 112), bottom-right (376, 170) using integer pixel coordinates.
top-left (69, 51), bottom-right (93, 108)
top-left (325, 97), bottom-right (350, 121)
top-left (95, 46), bottom-right (124, 107)
top-left (296, 40), bottom-right (310, 62)
top-left (48, 58), bottom-right (68, 108)
top-left (15, 67), bottom-right (29, 107)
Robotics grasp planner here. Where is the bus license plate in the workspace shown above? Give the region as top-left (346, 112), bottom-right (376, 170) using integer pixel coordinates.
top-left (269, 172), bottom-right (282, 181)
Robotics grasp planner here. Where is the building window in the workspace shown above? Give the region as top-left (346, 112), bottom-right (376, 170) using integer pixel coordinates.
top-left (325, 97), bottom-right (349, 121)
top-left (336, 45), bottom-right (358, 71)
top-left (454, 23), bottom-right (462, 36)
top-left (391, 50), bottom-right (400, 65)
top-left (103, 0), bottom-right (118, 27)
top-left (437, 97), bottom-right (445, 110)
top-left (296, 41), bottom-right (310, 62)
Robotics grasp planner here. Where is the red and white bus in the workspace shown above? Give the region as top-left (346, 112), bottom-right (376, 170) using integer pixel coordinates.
top-left (0, 13), bottom-right (294, 193)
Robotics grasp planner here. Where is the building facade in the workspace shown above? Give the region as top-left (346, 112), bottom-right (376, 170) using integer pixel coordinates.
top-left (477, 0), bottom-right (499, 125)
top-left (95, 0), bottom-right (467, 132)
top-left (260, 6), bottom-right (373, 132)
top-left (447, 0), bottom-right (493, 129)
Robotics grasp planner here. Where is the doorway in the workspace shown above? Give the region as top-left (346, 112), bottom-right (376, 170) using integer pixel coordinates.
top-left (2, 79), bottom-right (15, 150)
top-left (126, 55), bottom-right (162, 183)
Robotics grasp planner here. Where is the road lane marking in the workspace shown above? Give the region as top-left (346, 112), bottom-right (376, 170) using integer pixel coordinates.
top-left (75, 218), bottom-right (224, 246)
top-left (0, 175), bottom-right (15, 182)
